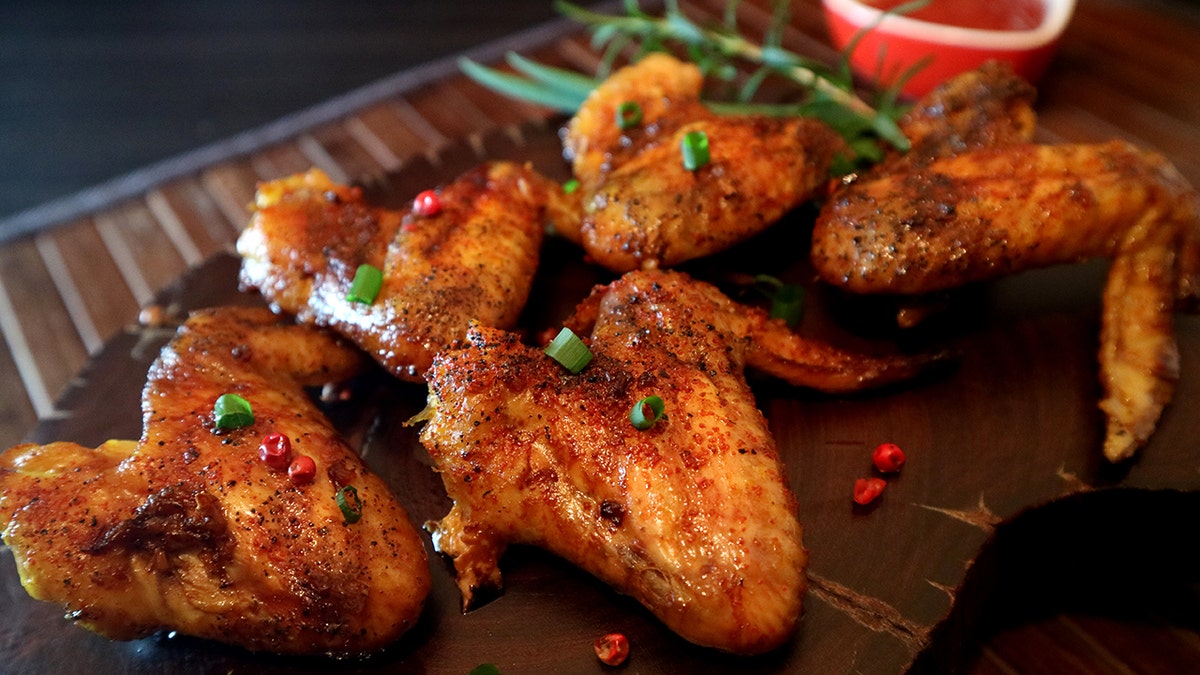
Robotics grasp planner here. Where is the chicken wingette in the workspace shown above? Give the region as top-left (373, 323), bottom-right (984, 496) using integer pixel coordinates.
top-left (811, 63), bottom-right (1200, 462)
top-left (557, 53), bottom-right (845, 272)
top-left (238, 162), bottom-right (575, 382)
top-left (417, 269), bottom-right (940, 654)
top-left (0, 307), bottom-right (430, 655)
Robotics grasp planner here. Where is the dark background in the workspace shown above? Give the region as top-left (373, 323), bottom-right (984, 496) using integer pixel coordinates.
top-left (0, 1), bottom-right (579, 229)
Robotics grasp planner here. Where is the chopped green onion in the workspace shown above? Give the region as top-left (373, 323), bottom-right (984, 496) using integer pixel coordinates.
top-left (616, 101), bottom-right (643, 130)
top-left (681, 130), bottom-right (710, 171)
top-left (347, 264), bottom-right (383, 305)
top-left (629, 395), bottom-right (665, 430)
top-left (769, 284), bottom-right (805, 327)
top-left (562, 178), bottom-right (580, 194)
top-left (213, 393), bottom-right (253, 430)
top-left (545, 327), bottom-right (593, 374)
top-left (469, 665), bottom-right (502, 675)
top-left (753, 274), bottom-right (806, 327)
top-left (335, 485), bottom-right (364, 524)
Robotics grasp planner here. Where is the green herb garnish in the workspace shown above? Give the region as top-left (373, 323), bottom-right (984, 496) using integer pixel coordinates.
top-left (545, 327), bottom-right (594, 374)
top-left (347, 264), bottom-right (384, 305)
top-left (630, 395), bottom-right (666, 430)
top-left (755, 274), bottom-right (805, 327)
top-left (335, 485), bottom-right (364, 524)
top-left (680, 130), bottom-right (710, 170)
top-left (213, 393), bottom-right (254, 430)
top-left (616, 100), bottom-right (643, 129)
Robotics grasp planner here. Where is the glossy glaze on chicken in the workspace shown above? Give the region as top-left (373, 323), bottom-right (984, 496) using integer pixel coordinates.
top-left (557, 53), bottom-right (845, 272)
top-left (417, 269), bottom-right (940, 654)
top-left (238, 162), bottom-right (575, 382)
top-left (0, 308), bottom-right (430, 655)
top-left (811, 63), bottom-right (1200, 462)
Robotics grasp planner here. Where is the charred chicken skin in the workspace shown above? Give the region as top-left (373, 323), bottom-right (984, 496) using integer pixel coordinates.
top-left (0, 307), bottom-right (430, 655)
top-left (238, 162), bottom-right (574, 382)
top-left (811, 63), bottom-right (1200, 462)
top-left (558, 53), bottom-right (845, 272)
top-left (417, 269), bottom-right (940, 654)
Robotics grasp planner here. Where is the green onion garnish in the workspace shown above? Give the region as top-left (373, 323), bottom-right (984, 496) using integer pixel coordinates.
top-left (545, 327), bottom-right (593, 374)
top-left (629, 395), bottom-right (666, 430)
top-left (753, 274), bottom-right (806, 328)
top-left (769, 284), bottom-right (805, 328)
top-left (616, 101), bottom-right (643, 130)
top-left (213, 393), bottom-right (253, 430)
top-left (335, 485), bottom-right (364, 524)
top-left (562, 178), bottom-right (580, 194)
top-left (681, 130), bottom-right (710, 171)
top-left (347, 263), bottom-right (383, 305)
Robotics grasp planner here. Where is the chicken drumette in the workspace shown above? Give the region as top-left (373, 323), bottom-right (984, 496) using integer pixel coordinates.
top-left (557, 53), bottom-right (845, 272)
top-left (0, 307), bottom-right (430, 655)
top-left (811, 63), bottom-right (1200, 462)
top-left (238, 162), bottom-right (575, 382)
top-left (417, 269), bottom-right (940, 654)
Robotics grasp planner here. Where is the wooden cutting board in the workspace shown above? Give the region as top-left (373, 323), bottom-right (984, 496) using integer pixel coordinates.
top-left (3, 120), bottom-right (1198, 674)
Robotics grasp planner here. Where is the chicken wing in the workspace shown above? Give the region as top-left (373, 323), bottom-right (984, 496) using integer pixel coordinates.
top-left (558, 53), bottom-right (845, 272)
top-left (417, 269), bottom-right (940, 654)
top-left (237, 162), bottom-right (573, 382)
top-left (0, 307), bottom-right (430, 655)
top-left (893, 60), bottom-right (1038, 164)
top-left (811, 65), bottom-right (1200, 462)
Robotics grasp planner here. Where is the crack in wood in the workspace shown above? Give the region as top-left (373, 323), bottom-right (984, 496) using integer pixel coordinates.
top-left (925, 578), bottom-right (956, 603)
top-left (807, 572), bottom-right (930, 652)
top-left (1055, 464), bottom-right (1097, 495)
top-left (917, 493), bottom-right (1002, 531)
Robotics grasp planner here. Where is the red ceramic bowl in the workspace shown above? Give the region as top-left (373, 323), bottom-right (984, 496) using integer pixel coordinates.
top-left (822, 0), bottom-right (1076, 98)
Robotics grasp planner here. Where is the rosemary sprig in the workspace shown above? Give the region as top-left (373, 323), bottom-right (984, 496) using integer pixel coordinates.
top-left (561, 0), bottom-right (873, 114)
top-left (460, 0), bottom-right (923, 160)
top-left (459, 54), bottom-right (592, 112)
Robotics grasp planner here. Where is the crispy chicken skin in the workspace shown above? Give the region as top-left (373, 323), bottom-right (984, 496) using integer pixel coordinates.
top-left (811, 64), bottom-right (1200, 461)
top-left (558, 53), bottom-right (845, 272)
top-left (0, 307), bottom-right (430, 655)
top-left (238, 162), bottom-right (574, 382)
top-left (894, 60), bottom-right (1038, 163)
top-left (417, 269), bottom-right (940, 654)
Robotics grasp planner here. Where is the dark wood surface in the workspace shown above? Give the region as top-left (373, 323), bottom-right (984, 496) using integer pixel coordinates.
top-left (2, 0), bottom-right (1200, 672)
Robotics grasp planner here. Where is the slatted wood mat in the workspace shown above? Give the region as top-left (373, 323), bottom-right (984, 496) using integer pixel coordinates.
top-left (2, 0), bottom-right (1199, 671)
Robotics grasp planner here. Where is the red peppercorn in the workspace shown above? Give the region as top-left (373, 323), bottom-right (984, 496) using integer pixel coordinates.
top-left (853, 477), bottom-right (886, 505)
top-left (259, 432), bottom-right (292, 470)
top-left (288, 455), bottom-right (316, 485)
top-left (412, 189), bottom-right (441, 216)
top-left (872, 442), bottom-right (906, 473)
top-left (593, 632), bottom-right (630, 666)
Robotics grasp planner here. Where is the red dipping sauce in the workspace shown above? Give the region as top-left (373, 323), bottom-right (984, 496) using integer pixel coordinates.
top-left (869, 0), bottom-right (1045, 31)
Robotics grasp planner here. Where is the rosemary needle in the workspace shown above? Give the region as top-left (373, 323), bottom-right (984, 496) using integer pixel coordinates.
top-left (460, 0), bottom-right (922, 159)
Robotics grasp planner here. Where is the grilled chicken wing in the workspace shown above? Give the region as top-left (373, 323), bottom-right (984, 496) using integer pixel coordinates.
top-left (238, 162), bottom-right (573, 382)
top-left (0, 307), bottom-right (430, 655)
top-left (811, 64), bottom-right (1200, 462)
top-left (894, 60), bottom-right (1038, 163)
top-left (417, 269), bottom-right (940, 654)
top-left (558, 53), bottom-right (845, 272)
